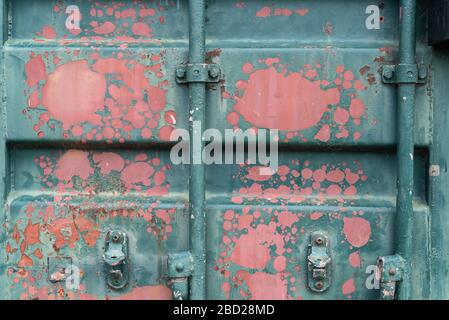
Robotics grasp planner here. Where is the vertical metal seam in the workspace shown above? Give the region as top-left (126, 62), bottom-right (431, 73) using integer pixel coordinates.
top-left (395, 0), bottom-right (417, 300)
top-left (188, 0), bottom-right (207, 300)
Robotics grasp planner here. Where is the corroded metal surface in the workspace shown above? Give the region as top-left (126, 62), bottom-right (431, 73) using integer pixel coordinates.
top-left (0, 0), bottom-right (443, 300)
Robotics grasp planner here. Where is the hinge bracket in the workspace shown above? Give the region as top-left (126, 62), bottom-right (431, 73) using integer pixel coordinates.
top-left (167, 251), bottom-right (194, 300)
top-left (307, 231), bottom-right (332, 293)
top-left (103, 230), bottom-right (129, 290)
top-left (376, 254), bottom-right (406, 300)
top-left (381, 64), bottom-right (427, 84)
top-left (175, 63), bottom-right (221, 84)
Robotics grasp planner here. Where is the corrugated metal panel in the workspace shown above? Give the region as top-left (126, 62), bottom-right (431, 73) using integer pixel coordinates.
top-left (0, 0), bottom-right (446, 300)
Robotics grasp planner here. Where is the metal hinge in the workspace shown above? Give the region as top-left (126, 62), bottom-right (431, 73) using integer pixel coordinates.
top-left (376, 254), bottom-right (406, 300)
top-left (381, 64), bottom-right (427, 84)
top-left (103, 230), bottom-right (129, 290)
top-left (167, 251), bottom-right (194, 300)
top-left (307, 231), bottom-right (332, 293)
top-left (175, 63), bottom-right (221, 84)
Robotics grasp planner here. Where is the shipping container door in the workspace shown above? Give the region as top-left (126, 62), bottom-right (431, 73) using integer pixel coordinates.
top-left (1, 0), bottom-right (190, 300)
top-left (0, 0), bottom-right (436, 300)
top-left (204, 0), bottom-right (432, 300)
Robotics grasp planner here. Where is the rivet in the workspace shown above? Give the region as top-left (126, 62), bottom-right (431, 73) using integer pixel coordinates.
top-left (389, 268), bottom-right (397, 276)
top-left (315, 281), bottom-right (324, 290)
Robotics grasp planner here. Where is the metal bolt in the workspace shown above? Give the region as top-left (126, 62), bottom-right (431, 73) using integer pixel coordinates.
top-left (315, 237), bottom-right (324, 246)
top-left (209, 67), bottom-right (219, 78)
top-left (175, 67), bottom-right (186, 78)
top-left (111, 232), bottom-right (121, 243)
top-left (407, 70), bottom-right (414, 78)
top-left (418, 65), bottom-right (427, 80)
top-left (315, 281), bottom-right (324, 290)
top-left (193, 69), bottom-right (200, 77)
top-left (175, 263), bottom-right (184, 273)
top-left (389, 268), bottom-right (397, 276)
top-left (383, 68), bottom-right (394, 80)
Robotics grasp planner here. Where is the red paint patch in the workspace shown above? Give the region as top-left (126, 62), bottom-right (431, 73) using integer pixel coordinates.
top-left (233, 67), bottom-right (340, 131)
top-left (236, 271), bottom-right (288, 300)
top-left (256, 7), bottom-right (271, 17)
top-left (42, 60), bottom-right (106, 129)
top-left (41, 26), bottom-right (57, 39)
top-left (25, 55), bottom-right (46, 87)
top-left (342, 278), bottom-right (356, 295)
top-left (310, 212), bottom-right (323, 220)
top-left (23, 221), bottom-right (40, 246)
top-left (131, 22), bottom-right (153, 37)
top-left (92, 152), bottom-right (125, 174)
top-left (25, 51), bottom-right (173, 141)
top-left (246, 166), bottom-right (273, 181)
top-left (349, 251), bottom-right (361, 268)
top-left (54, 150), bottom-right (94, 181)
top-left (242, 63), bottom-right (254, 74)
top-left (343, 217), bottom-right (371, 248)
top-left (226, 112), bottom-right (240, 126)
top-left (296, 9), bottom-right (309, 16)
top-left (230, 224), bottom-right (284, 270)
top-left (120, 162), bottom-right (154, 189)
top-left (314, 125), bottom-right (331, 142)
top-left (349, 99), bottom-right (366, 119)
top-left (93, 22), bottom-right (116, 35)
top-left (334, 107), bottom-right (350, 125)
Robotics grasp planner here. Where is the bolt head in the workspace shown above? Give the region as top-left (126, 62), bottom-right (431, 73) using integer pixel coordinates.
top-left (209, 67), bottom-right (219, 78)
top-left (315, 281), bottom-right (324, 290)
top-left (111, 232), bottom-right (122, 243)
top-left (175, 68), bottom-right (186, 78)
top-left (389, 268), bottom-right (397, 276)
top-left (418, 65), bottom-right (427, 80)
top-left (315, 237), bottom-right (324, 246)
top-left (175, 263), bottom-right (184, 273)
top-left (383, 68), bottom-right (393, 79)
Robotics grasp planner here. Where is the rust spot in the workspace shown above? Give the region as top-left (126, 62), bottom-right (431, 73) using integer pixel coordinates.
top-left (379, 47), bottom-right (394, 54)
top-left (359, 65), bottom-right (370, 76)
top-left (206, 48), bottom-right (222, 60)
top-left (373, 56), bottom-right (385, 64)
top-left (367, 73), bottom-right (376, 85)
top-left (324, 22), bottom-right (333, 36)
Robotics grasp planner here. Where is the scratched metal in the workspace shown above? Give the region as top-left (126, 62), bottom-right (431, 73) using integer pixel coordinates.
top-left (0, 0), bottom-right (443, 300)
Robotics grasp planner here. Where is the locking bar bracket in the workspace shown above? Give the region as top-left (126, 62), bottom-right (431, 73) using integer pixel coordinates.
top-left (307, 231), bottom-right (332, 293)
top-left (376, 254), bottom-right (406, 300)
top-left (381, 64), bottom-right (427, 84)
top-left (167, 251), bottom-right (194, 300)
top-left (103, 230), bottom-right (129, 290)
top-left (175, 63), bottom-right (221, 84)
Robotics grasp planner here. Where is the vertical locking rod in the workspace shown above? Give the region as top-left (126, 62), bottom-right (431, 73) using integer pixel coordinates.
top-left (188, 0), bottom-right (207, 300)
top-left (394, 0), bottom-right (417, 300)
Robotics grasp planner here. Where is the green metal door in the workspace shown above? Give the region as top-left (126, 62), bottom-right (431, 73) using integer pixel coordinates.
top-left (1, 0), bottom-right (448, 300)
